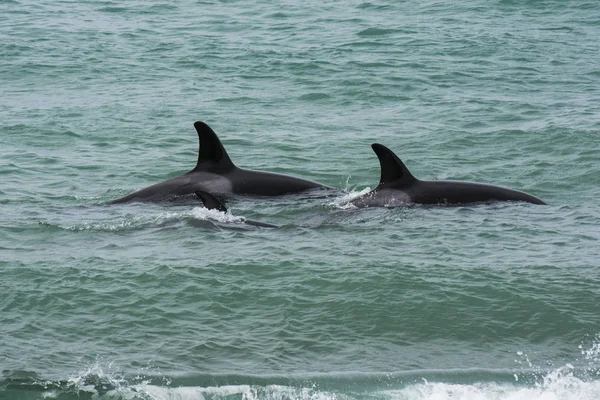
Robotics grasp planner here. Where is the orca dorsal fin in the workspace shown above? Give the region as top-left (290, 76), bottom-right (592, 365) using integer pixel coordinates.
top-left (193, 121), bottom-right (236, 172)
top-left (371, 143), bottom-right (417, 187)
top-left (195, 190), bottom-right (228, 212)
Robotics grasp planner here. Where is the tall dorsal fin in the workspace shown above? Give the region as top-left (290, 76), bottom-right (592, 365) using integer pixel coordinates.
top-left (193, 121), bottom-right (236, 171)
top-left (371, 143), bottom-right (417, 187)
top-left (195, 190), bottom-right (228, 212)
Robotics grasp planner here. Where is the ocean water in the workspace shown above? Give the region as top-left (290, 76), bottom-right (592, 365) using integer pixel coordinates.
top-left (1, 0), bottom-right (600, 399)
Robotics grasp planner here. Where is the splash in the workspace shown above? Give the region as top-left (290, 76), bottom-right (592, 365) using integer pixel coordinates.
top-left (580, 334), bottom-right (600, 365)
top-left (65, 362), bottom-right (142, 398)
top-left (188, 206), bottom-right (246, 224)
top-left (328, 187), bottom-right (372, 209)
top-left (47, 205), bottom-right (249, 232)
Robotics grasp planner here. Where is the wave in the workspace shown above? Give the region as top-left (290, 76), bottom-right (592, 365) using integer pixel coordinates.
top-left (4, 337), bottom-right (600, 400)
top-left (2, 367), bottom-right (600, 400)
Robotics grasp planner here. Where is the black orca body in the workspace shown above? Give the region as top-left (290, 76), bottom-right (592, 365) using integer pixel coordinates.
top-left (351, 144), bottom-right (546, 208)
top-left (195, 191), bottom-right (279, 228)
top-left (110, 121), bottom-right (331, 204)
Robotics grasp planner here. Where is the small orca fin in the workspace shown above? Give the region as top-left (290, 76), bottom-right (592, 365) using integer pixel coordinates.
top-left (193, 121), bottom-right (236, 171)
top-left (371, 143), bottom-right (417, 187)
top-left (195, 190), bottom-right (228, 213)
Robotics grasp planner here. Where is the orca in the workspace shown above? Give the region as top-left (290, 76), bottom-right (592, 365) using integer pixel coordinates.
top-left (351, 144), bottom-right (546, 207)
top-left (195, 190), bottom-right (279, 228)
top-left (110, 121), bottom-right (332, 204)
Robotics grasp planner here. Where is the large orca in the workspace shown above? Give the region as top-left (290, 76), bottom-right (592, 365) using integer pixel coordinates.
top-left (351, 144), bottom-right (546, 207)
top-left (110, 121), bottom-right (331, 204)
top-left (195, 190), bottom-right (279, 228)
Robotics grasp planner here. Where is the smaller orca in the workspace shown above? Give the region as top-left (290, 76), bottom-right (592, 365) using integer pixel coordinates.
top-left (110, 121), bottom-right (332, 204)
top-left (195, 190), bottom-right (279, 228)
top-left (351, 144), bottom-right (546, 207)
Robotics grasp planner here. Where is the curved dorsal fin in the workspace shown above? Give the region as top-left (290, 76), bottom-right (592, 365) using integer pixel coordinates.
top-left (371, 143), bottom-right (417, 187)
top-left (193, 121), bottom-right (235, 171)
top-left (195, 190), bottom-right (228, 212)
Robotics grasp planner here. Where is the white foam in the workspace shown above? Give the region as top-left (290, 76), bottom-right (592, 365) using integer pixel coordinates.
top-left (380, 376), bottom-right (600, 400)
top-left (132, 383), bottom-right (341, 400)
top-left (134, 384), bottom-right (248, 400)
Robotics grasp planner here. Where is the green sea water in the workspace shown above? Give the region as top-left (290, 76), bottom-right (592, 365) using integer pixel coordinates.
top-left (1, 1), bottom-right (599, 399)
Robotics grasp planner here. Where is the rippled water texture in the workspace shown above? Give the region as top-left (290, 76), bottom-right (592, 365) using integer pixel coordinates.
top-left (1, 1), bottom-right (599, 399)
